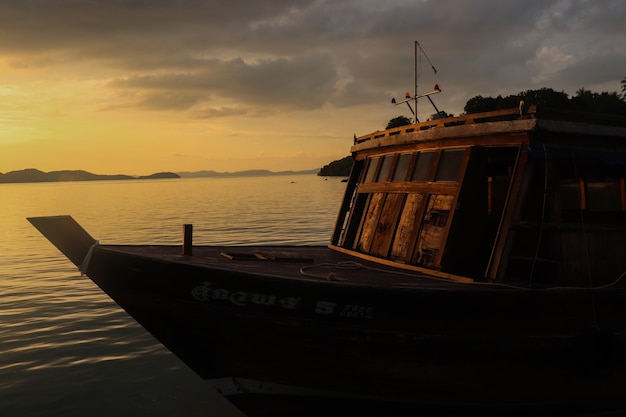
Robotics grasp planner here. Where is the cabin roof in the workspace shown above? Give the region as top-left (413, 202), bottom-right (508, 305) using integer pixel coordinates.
top-left (353, 106), bottom-right (626, 154)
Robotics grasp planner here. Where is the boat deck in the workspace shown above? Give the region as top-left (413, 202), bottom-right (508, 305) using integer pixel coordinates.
top-left (102, 244), bottom-right (475, 289)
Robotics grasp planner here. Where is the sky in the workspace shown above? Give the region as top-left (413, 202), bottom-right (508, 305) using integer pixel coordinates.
top-left (1, 0), bottom-right (625, 175)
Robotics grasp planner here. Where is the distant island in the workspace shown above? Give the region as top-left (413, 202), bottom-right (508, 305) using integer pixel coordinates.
top-left (0, 158), bottom-right (355, 184)
top-left (0, 168), bottom-right (180, 183)
top-left (318, 156), bottom-right (353, 176)
top-left (177, 168), bottom-right (319, 178)
top-left (0, 167), bottom-right (345, 184)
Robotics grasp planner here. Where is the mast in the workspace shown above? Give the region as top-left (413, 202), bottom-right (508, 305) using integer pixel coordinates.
top-left (392, 41), bottom-right (441, 123)
top-left (414, 41), bottom-right (418, 121)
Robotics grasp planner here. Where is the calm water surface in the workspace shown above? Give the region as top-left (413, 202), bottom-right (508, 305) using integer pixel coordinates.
top-left (0, 175), bottom-right (346, 417)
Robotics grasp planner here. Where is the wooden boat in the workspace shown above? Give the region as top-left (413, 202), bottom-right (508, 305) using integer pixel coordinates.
top-left (29, 105), bottom-right (626, 416)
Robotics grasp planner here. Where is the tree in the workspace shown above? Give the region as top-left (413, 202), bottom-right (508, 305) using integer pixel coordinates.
top-left (571, 88), bottom-right (626, 114)
top-left (520, 88), bottom-right (569, 109)
top-left (386, 115), bottom-right (412, 129)
top-left (464, 95), bottom-right (496, 114)
top-left (318, 156), bottom-right (353, 176)
top-left (464, 86), bottom-right (626, 116)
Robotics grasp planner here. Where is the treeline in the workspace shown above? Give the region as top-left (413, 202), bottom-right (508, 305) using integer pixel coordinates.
top-left (387, 81), bottom-right (626, 129)
top-left (464, 87), bottom-right (626, 115)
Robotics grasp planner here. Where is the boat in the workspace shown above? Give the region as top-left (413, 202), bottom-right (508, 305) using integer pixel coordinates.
top-left (27, 39), bottom-right (626, 414)
top-left (28, 103), bottom-right (626, 416)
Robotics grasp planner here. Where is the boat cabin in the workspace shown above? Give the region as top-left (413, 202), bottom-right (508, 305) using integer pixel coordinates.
top-left (330, 106), bottom-right (626, 287)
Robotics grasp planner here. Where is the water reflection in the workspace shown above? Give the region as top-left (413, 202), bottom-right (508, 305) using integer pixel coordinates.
top-left (0, 175), bottom-right (344, 416)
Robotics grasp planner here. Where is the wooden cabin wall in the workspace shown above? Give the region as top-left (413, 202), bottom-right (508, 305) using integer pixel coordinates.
top-left (333, 131), bottom-right (625, 287)
top-left (338, 148), bottom-right (471, 271)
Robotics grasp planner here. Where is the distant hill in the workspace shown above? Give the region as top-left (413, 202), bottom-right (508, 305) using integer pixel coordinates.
top-left (0, 169), bottom-right (179, 184)
top-left (0, 165), bottom-right (341, 184)
top-left (177, 169), bottom-right (319, 178)
top-left (139, 172), bottom-right (180, 179)
top-left (318, 156), bottom-right (353, 176)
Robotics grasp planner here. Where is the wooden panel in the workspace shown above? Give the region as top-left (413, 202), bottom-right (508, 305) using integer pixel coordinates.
top-left (358, 182), bottom-right (458, 195)
top-left (356, 193), bottom-right (385, 253)
top-left (329, 244), bottom-right (474, 283)
top-left (369, 193), bottom-right (405, 258)
top-left (390, 193), bottom-right (424, 262)
top-left (414, 195), bottom-right (455, 268)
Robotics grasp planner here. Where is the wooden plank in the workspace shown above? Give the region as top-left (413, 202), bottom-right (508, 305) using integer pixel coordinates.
top-left (414, 195), bottom-right (455, 268)
top-left (486, 144), bottom-right (527, 281)
top-left (390, 193), bottom-right (424, 262)
top-left (356, 193), bottom-right (385, 253)
top-left (352, 120), bottom-right (534, 154)
top-left (353, 106), bottom-right (537, 144)
top-left (329, 244), bottom-right (474, 283)
top-left (369, 193), bottom-right (404, 258)
top-left (358, 182), bottom-right (458, 195)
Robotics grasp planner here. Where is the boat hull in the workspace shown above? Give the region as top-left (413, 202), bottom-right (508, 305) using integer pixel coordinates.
top-left (27, 216), bottom-right (626, 416)
top-left (82, 246), bottom-right (626, 415)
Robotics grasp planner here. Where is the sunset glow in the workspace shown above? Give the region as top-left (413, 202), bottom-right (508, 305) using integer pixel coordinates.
top-left (1, 0), bottom-right (624, 175)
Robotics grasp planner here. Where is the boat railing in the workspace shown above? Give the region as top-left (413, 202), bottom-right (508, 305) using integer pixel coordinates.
top-left (355, 105), bottom-right (626, 145)
top-left (355, 106), bottom-right (536, 144)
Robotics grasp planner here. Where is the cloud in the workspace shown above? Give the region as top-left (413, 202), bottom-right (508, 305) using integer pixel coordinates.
top-left (528, 46), bottom-right (575, 83)
top-left (107, 53), bottom-right (339, 112)
top-left (1, 0), bottom-right (624, 118)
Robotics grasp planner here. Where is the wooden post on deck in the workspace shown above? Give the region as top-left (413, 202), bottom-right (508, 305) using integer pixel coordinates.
top-left (183, 224), bottom-right (193, 255)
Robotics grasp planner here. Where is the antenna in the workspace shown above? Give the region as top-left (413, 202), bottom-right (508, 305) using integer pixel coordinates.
top-left (391, 41), bottom-right (441, 123)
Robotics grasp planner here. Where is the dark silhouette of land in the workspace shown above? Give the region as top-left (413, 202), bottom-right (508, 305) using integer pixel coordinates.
top-left (318, 156), bottom-right (352, 176)
top-left (177, 169), bottom-right (319, 178)
top-left (0, 167), bottom-right (346, 184)
top-left (0, 169), bottom-right (180, 184)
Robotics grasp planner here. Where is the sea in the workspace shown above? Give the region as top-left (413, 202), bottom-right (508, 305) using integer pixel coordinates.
top-left (0, 174), bottom-right (347, 417)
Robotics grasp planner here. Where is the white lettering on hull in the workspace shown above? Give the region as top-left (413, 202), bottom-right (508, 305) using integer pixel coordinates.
top-left (191, 281), bottom-right (374, 319)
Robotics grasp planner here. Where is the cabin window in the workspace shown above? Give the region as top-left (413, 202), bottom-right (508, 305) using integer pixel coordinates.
top-left (363, 157), bottom-right (380, 183)
top-left (377, 155), bottom-right (394, 182)
top-left (411, 151), bottom-right (435, 182)
top-left (392, 154), bottom-right (413, 182)
top-left (435, 149), bottom-right (465, 182)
